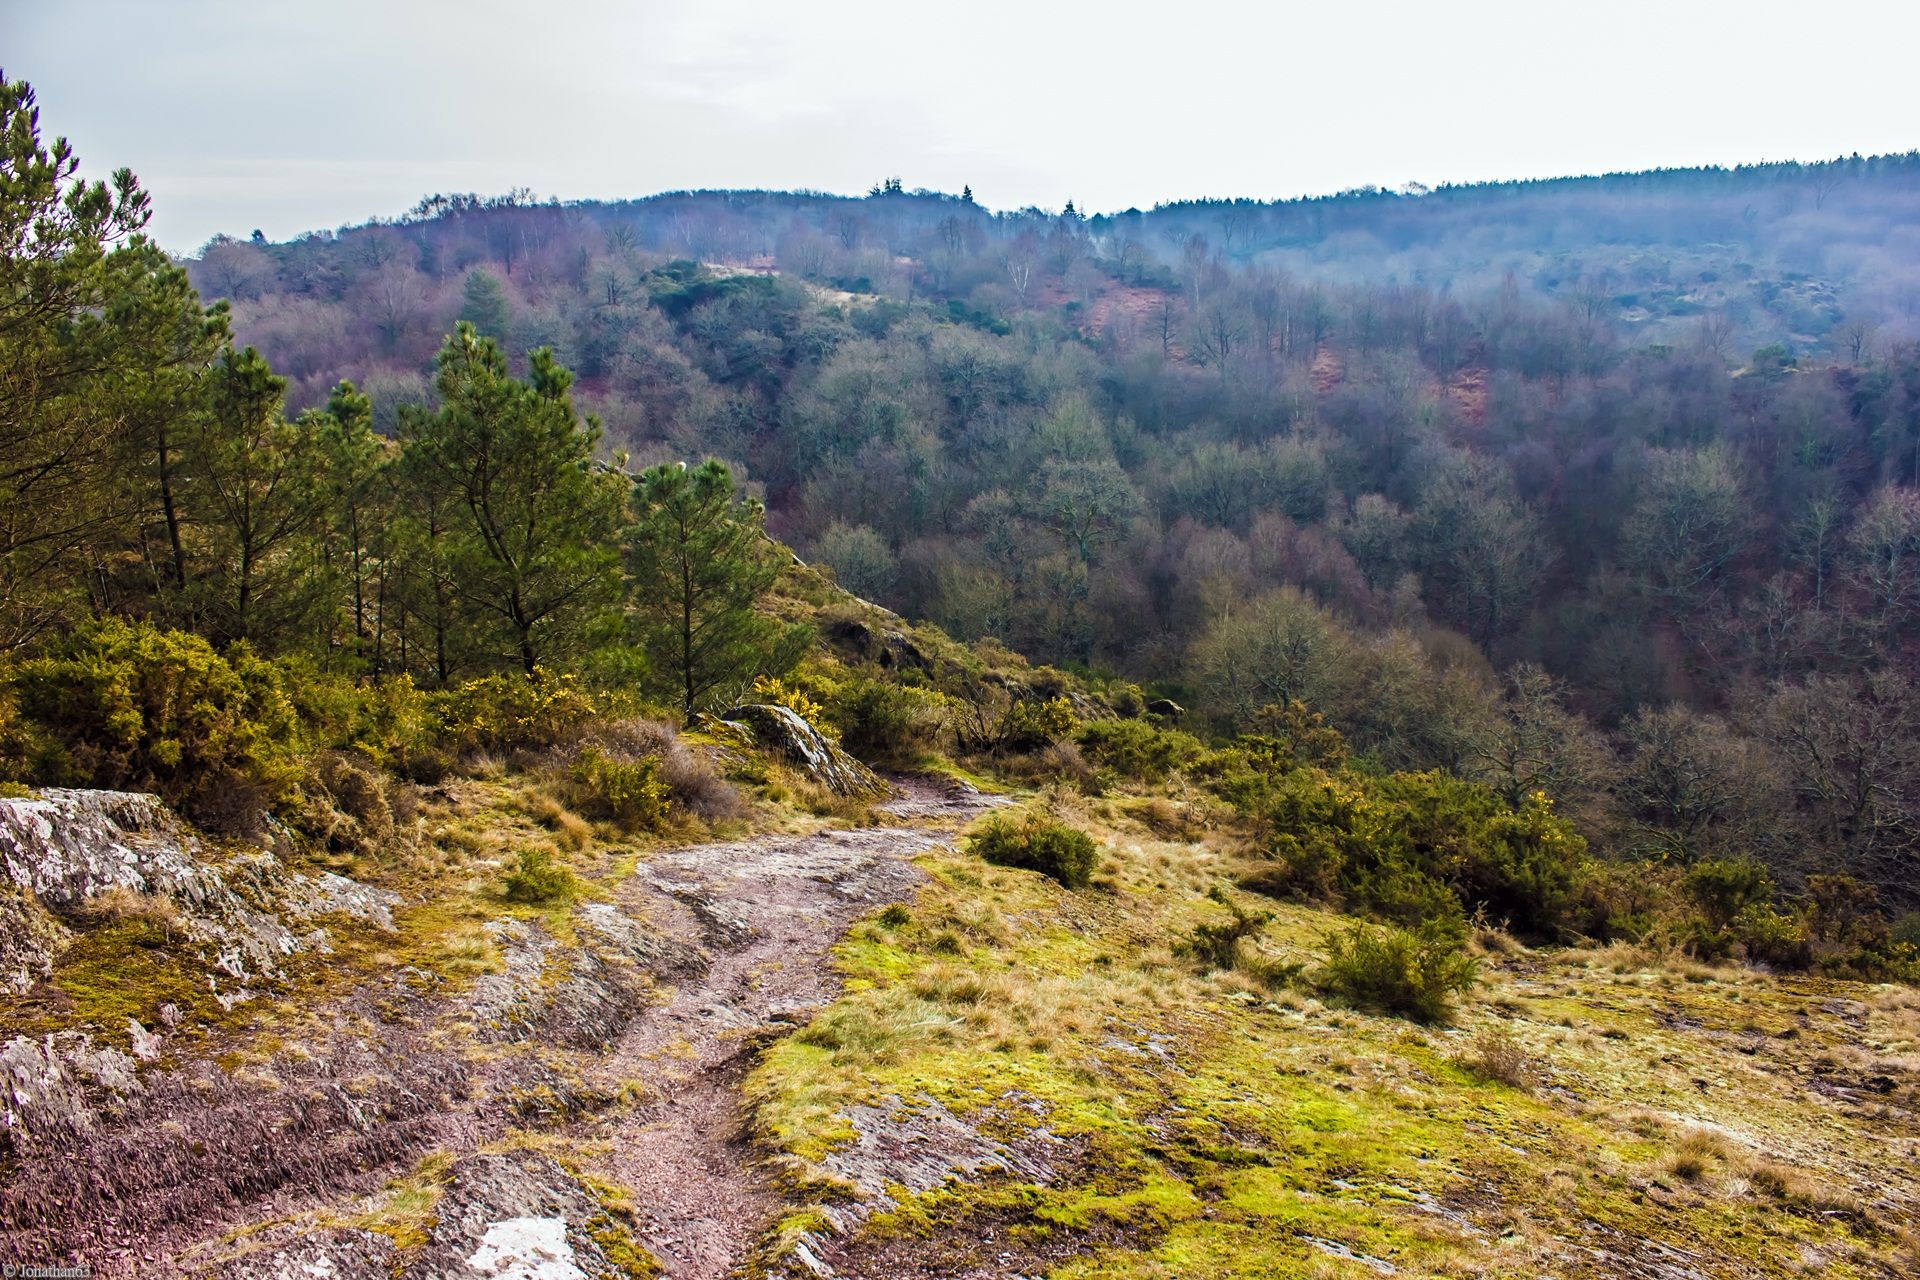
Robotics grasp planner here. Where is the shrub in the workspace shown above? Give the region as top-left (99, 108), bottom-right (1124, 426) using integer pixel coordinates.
top-left (1804, 875), bottom-right (1881, 947)
top-left (568, 747), bottom-right (670, 832)
top-left (1893, 913), bottom-right (1920, 949)
top-left (1731, 903), bottom-right (1811, 970)
top-left (565, 718), bottom-right (741, 823)
top-left (751, 674), bottom-right (826, 726)
top-left (1225, 761), bottom-right (1591, 943)
top-left (998, 696), bottom-right (1079, 753)
top-left (1683, 859), bottom-right (1774, 932)
top-left (503, 848), bottom-right (576, 904)
top-left (828, 677), bottom-right (942, 765)
top-left (1176, 897), bottom-right (1273, 971)
top-left (969, 812), bottom-right (1099, 888)
top-left (1317, 922), bottom-right (1479, 1023)
top-left (305, 750), bottom-right (400, 855)
top-left (434, 669), bottom-right (624, 757)
top-left (1076, 718), bottom-right (1203, 783)
top-left (8, 618), bottom-right (302, 832)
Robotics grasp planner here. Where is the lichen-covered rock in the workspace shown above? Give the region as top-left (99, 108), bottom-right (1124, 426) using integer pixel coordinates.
top-left (413, 1153), bottom-right (647, 1279)
top-left (720, 704), bottom-right (883, 797)
top-left (0, 787), bottom-right (400, 985)
top-left (0, 788), bottom-right (213, 912)
top-left (0, 1031), bottom-right (143, 1149)
top-left (208, 1225), bottom-right (399, 1279)
top-left (0, 880), bottom-right (67, 994)
top-left (467, 913), bottom-right (669, 1051)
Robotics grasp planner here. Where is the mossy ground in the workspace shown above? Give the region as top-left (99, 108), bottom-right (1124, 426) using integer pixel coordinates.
top-left (747, 791), bottom-right (1920, 1278)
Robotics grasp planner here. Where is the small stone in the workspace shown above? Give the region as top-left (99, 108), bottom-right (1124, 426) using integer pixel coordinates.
top-left (127, 1017), bottom-right (162, 1062)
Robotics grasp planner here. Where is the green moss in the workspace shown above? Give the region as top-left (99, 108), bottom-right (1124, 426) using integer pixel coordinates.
top-left (742, 814), bottom-right (1919, 1278)
top-left (21, 917), bottom-right (237, 1046)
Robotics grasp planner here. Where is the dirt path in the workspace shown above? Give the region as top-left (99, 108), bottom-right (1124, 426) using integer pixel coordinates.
top-left (582, 777), bottom-right (999, 1280)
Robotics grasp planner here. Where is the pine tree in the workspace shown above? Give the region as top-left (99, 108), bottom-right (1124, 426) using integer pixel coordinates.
top-left (182, 346), bottom-right (330, 646)
top-left (459, 269), bottom-right (512, 340)
top-left (628, 459), bottom-right (806, 714)
top-left (0, 75), bottom-right (178, 644)
top-left (310, 381), bottom-right (387, 658)
top-left (401, 325), bottom-right (624, 673)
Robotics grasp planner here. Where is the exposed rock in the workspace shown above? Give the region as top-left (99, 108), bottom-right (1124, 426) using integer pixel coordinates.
top-left (1144, 697), bottom-right (1185, 719)
top-left (0, 1031), bottom-right (144, 1149)
top-left (825, 616), bottom-right (934, 675)
top-left (208, 1226), bottom-right (399, 1279)
top-left (3, 1022), bottom-right (472, 1264)
top-left (413, 1153), bottom-right (644, 1280)
top-left (576, 900), bottom-right (707, 977)
top-left (822, 1094), bottom-right (1064, 1202)
top-left (0, 788), bottom-right (215, 912)
top-left (467, 912), bottom-right (672, 1051)
top-left (0, 787), bottom-right (400, 987)
top-left (782, 1092), bottom-right (1070, 1278)
top-left (0, 879), bottom-right (67, 994)
top-left (720, 704), bottom-right (883, 797)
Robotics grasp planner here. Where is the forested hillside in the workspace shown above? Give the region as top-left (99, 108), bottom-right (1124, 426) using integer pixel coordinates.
top-left (189, 159), bottom-right (1920, 912)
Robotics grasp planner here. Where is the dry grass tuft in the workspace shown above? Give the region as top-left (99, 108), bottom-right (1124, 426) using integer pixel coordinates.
top-left (77, 885), bottom-right (181, 930)
top-left (1457, 1025), bottom-right (1535, 1089)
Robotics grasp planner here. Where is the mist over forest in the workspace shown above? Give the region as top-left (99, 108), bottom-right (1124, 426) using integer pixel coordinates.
top-left (186, 158), bottom-right (1920, 905)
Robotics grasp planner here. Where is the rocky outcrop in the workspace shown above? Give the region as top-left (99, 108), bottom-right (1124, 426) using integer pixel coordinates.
top-left (0, 1031), bottom-right (144, 1150)
top-left (0, 879), bottom-right (67, 994)
top-left (821, 616), bottom-right (932, 673)
top-left (464, 901), bottom-right (707, 1051)
top-left (719, 704), bottom-right (884, 797)
top-left (0, 787), bottom-right (401, 992)
top-left (210, 1227), bottom-right (398, 1280)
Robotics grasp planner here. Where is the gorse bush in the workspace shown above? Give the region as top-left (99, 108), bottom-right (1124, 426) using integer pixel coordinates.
top-left (1176, 895), bottom-right (1274, 971)
top-left (828, 677), bottom-right (943, 765)
top-left (1317, 921), bottom-right (1479, 1023)
top-left (1076, 718), bottom-right (1203, 783)
top-left (567, 746), bottom-right (670, 832)
top-left (6, 618), bottom-right (302, 831)
top-left (750, 675), bottom-right (826, 726)
top-left (433, 669), bottom-right (625, 756)
top-left (503, 847), bottom-right (576, 904)
top-left (1218, 743), bottom-right (1592, 941)
top-left (1683, 859), bottom-right (1774, 932)
top-left (997, 696), bottom-right (1079, 753)
top-left (969, 812), bottom-right (1099, 888)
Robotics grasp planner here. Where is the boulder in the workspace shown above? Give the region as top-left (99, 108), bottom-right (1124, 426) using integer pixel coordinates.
top-left (720, 704), bottom-right (884, 797)
top-left (1145, 697), bottom-right (1186, 720)
top-left (822, 615), bottom-right (932, 673)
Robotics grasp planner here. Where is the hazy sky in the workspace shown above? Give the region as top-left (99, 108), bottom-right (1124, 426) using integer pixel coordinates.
top-left (10, 0), bottom-right (1919, 252)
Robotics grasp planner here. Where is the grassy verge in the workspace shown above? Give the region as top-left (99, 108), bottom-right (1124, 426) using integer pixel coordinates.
top-left (746, 794), bottom-right (1920, 1277)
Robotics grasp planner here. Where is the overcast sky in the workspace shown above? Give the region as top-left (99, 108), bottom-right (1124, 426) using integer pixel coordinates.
top-left (10, 0), bottom-right (1919, 253)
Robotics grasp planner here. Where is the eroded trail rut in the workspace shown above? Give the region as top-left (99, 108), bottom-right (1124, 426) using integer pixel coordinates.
top-left (581, 780), bottom-right (998, 1279)
top-left (1, 778), bottom-right (995, 1278)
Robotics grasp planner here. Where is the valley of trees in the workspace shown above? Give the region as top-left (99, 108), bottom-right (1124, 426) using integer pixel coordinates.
top-left (181, 146), bottom-right (1920, 914)
top-left (3, 68), bottom-right (1918, 925)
